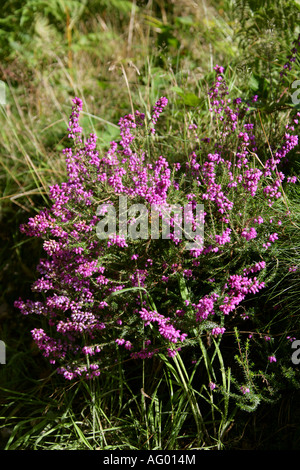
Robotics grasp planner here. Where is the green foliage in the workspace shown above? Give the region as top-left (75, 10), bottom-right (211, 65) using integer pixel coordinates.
top-left (222, 0), bottom-right (300, 112)
top-left (0, 0), bottom-right (300, 451)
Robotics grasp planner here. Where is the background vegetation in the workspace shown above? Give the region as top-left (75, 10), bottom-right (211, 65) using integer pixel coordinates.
top-left (0, 0), bottom-right (300, 450)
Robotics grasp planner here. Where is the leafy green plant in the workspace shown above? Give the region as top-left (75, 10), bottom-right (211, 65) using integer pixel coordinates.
top-left (1, 0), bottom-right (300, 452)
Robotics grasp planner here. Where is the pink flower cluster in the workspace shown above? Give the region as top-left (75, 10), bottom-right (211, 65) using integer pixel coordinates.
top-left (139, 308), bottom-right (187, 344)
top-left (192, 294), bottom-right (219, 321)
top-left (219, 273), bottom-right (265, 316)
top-left (150, 97), bottom-right (168, 135)
top-left (14, 62), bottom-right (299, 380)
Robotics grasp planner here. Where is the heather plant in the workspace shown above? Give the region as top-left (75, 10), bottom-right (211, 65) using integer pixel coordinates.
top-left (13, 35), bottom-right (300, 447)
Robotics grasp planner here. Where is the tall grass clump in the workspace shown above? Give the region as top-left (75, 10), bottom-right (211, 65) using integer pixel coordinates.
top-left (9, 30), bottom-right (300, 449)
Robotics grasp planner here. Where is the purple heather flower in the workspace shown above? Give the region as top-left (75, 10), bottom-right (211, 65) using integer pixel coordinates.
top-left (209, 382), bottom-right (216, 390)
top-left (14, 60), bottom-right (300, 382)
